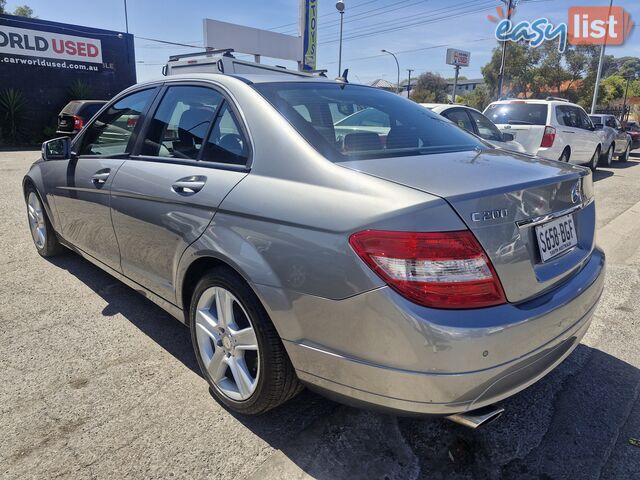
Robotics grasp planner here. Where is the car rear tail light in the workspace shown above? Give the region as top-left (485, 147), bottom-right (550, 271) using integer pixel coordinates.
top-left (540, 126), bottom-right (556, 148)
top-left (349, 230), bottom-right (506, 309)
top-left (73, 115), bottom-right (83, 130)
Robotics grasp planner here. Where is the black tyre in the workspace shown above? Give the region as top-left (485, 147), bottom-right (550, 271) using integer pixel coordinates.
top-left (619, 144), bottom-right (630, 162)
top-left (25, 185), bottom-right (65, 258)
top-left (589, 147), bottom-right (600, 171)
top-left (189, 267), bottom-right (302, 415)
top-left (599, 145), bottom-right (613, 167)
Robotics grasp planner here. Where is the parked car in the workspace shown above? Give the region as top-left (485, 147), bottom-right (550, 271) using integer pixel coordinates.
top-left (589, 114), bottom-right (632, 165)
top-left (24, 75), bottom-right (605, 425)
top-left (624, 121), bottom-right (640, 150)
top-left (484, 98), bottom-right (603, 170)
top-left (56, 100), bottom-right (107, 137)
top-left (421, 104), bottom-right (526, 153)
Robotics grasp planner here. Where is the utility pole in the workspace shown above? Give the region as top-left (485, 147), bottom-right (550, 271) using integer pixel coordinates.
top-left (452, 65), bottom-right (461, 103)
top-left (496, 0), bottom-right (514, 99)
top-left (123, 0), bottom-right (129, 33)
top-left (591, 0), bottom-right (614, 114)
top-left (407, 68), bottom-right (414, 98)
top-left (620, 74), bottom-right (634, 123)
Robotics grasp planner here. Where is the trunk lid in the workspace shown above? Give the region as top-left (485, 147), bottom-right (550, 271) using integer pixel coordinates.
top-left (341, 149), bottom-right (595, 304)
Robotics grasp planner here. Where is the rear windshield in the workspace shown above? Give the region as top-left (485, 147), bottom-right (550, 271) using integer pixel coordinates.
top-left (78, 103), bottom-right (104, 120)
top-left (252, 82), bottom-right (485, 162)
top-left (484, 103), bottom-right (548, 126)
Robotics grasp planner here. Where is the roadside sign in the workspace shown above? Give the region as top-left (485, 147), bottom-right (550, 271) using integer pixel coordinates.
top-left (446, 48), bottom-right (471, 67)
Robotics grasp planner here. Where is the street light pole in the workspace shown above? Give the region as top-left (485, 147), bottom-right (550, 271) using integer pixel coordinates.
top-left (497, 0), bottom-right (514, 99)
top-left (336, 1), bottom-right (345, 76)
top-left (591, 0), bottom-right (614, 114)
top-left (407, 68), bottom-right (414, 98)
top-left (382, 49), bottom-right (400, 94)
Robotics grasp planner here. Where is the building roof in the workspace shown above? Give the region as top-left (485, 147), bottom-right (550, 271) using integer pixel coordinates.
top-left (370, 78), bottom-right (396, 89)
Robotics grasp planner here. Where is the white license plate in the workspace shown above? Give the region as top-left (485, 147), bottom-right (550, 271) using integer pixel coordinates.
top-left (535, 214), bottom-right (577, 262)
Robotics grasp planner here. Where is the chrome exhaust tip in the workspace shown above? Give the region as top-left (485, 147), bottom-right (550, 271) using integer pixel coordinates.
top-left (446, 405), bottom-right (505, 429)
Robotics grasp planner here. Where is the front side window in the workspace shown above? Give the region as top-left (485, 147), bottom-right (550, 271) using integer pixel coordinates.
top-left (468, 110), bottom-right (503, 142)
top-left (577, 109), bottom-right (593, 130)
top-left (253, 82), bottom-right (484, 161)
top-left (78, 89), bottom-right (156, 156)
top-left (141, 86), bottom-right (223, 160)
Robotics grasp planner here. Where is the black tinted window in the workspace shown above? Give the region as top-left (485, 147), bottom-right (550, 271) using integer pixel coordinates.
top-left (253, 82), bottom-right (484, 162)
top-left (557, 105), bottom-right (581, 127)
top-left (141, 86), bottom-right (223, 160)
top-left (442, 109), bottom-right (474, 133)
top-left (78, 103), bottom-right (103, 120)
top-left (79, 89), bottom-right (156, 156)
top-left (484, 103), bottom-right (548, 125)
top-left (468, 110), bottom-right (504, 142)
top-left (201, 105), bottom-right (249, 165)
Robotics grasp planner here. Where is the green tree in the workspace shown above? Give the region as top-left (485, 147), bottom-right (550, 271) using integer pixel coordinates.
top-left (456, 85), bottom-right (491, 111)
top-left (410, 72), bottom-right (449, 103)
top-left (12, 5), bottom-right (34, 17)
top-left (481, 41), bottom-right (542, 98)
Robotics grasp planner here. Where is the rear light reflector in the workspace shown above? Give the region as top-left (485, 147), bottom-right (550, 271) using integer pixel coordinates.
top-left (73, 115), bottom-right (83, 130)
top-left (540, 126), bottom-right (556, 148)
top-left (349, 230), bottom-right (506, 309)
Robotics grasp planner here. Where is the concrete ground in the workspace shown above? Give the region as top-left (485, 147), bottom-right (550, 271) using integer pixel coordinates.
top-left (1, 150), bottom-right (640, 479)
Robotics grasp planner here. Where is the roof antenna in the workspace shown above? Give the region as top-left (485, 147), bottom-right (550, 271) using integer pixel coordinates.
top-left (336, 68), bottom-right (349, 87)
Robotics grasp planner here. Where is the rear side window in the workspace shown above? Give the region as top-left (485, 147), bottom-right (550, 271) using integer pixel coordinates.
top-left (484, 103), bottom-right (548, 126)
top-left (78, 89), bottom-right (156, 156)
top-left (78, 103), bottom-right (103, 120)
top-left (141, 86), bottom-right (223, 160)
top-left (556, 105), bottom-right (581, 128)
top-left (441, 108), bottom-right (474, 133)
top-left (605, 116), bottom-right (617, 128)
top-left (201, 105), bottom-right (249, 165)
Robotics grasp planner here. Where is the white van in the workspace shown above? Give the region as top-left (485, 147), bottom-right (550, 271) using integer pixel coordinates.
top-left (484, 98), bottom-right (603, 170)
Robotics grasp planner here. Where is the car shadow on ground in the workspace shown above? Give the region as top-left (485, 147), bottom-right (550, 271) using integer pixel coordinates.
top-left (46, 253), bottom-right (640, 480)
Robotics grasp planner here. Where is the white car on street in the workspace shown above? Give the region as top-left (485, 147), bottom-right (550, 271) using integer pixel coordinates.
top-left (421, 104), bottom-right (526, 153)
top-left (484, 98), bottom-right (603, 170)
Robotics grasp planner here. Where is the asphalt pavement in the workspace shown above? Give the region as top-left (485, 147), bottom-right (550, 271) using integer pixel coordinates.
top-left (1, 150), bottom-right (640, 479)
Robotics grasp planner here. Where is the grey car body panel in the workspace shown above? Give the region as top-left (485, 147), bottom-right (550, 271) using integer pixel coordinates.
top-left (340, 149), bottom-right (593, 303)
top-left (24, 73), bottom-right (606, 415)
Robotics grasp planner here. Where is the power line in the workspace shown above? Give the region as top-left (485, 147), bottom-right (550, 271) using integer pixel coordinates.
top-left (268, 0), bottom-right (384, 32)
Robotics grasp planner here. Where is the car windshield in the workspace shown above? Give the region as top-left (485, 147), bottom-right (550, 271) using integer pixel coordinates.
top-left (484, 103), bottom-right (548, 126)
top-left (252, 82), bottom-right (485, 162)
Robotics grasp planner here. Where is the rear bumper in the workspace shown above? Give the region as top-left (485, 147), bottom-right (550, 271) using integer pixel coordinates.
top-left (273, 247), bottom-right (605, 415)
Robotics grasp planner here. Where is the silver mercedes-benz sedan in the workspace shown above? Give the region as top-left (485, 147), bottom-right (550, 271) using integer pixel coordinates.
top-left (24, 73), bottom-right (605, 422)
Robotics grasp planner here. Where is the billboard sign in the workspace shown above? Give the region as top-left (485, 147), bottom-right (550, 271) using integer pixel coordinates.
top-left (203, 18), bottom-right (300, 62)
top-left (0, 25), bottom-right (103, 65)
top-left (301, 0), bottom-right (317, 70)
top-left (445, 48), bottom-right (471, 67)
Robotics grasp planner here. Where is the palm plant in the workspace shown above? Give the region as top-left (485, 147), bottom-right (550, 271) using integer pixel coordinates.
top-left (68, 79), bottom-right (93, 100)
top-left (0, 88), bottom-right (27, 143)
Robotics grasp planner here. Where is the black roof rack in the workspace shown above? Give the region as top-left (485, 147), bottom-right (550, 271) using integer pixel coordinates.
top-left (168, 49), bottom-right (235, 62)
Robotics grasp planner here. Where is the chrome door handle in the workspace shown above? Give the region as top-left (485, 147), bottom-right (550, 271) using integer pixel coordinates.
top-left (91, 170), bottom-right (111, 186)
top-left (171, 176), bottom-right (206, 195)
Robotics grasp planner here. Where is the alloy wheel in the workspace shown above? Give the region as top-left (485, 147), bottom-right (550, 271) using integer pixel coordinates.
top-left (27, 192), bottom-right (46, 249)
top-left (194, 286), bottom-right (259, 401)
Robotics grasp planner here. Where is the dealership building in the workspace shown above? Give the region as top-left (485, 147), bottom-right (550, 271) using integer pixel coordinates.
top-left (0, 14), bottom-right (136, 143)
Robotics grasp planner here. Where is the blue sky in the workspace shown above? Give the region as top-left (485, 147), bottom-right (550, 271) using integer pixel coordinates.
top-left (7, 0), bottom-right (640, 83)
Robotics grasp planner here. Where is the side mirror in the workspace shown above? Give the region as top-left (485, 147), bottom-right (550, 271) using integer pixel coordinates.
top-left (502, 132), bottom-right (515, 142)
top-left (42, 137), bottom-right (71, 161)
top-left (593, 123), bottom-right (604, 130)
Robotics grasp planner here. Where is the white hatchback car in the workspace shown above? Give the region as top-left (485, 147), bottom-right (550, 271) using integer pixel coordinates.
top-left (421, 104), bottom-right (525, 153)
top-left (484, 98), bottom-right (602, 170)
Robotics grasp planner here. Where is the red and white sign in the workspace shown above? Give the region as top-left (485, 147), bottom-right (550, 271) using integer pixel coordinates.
top-left (0, 25), bottom-right (102, 64)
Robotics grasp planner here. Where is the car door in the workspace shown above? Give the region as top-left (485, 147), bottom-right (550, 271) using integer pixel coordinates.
top-left (608, 116), bottom-right (627, 154)
top-left (576, 107), bottom-right (600, 160)
top-left (50, 87), bottom-right (159, 270)
top-left (555, 105), bottom-right (586, 160)
top-left (110, 83), bottom-right (249, 303)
